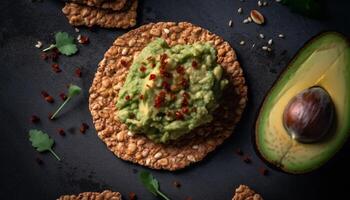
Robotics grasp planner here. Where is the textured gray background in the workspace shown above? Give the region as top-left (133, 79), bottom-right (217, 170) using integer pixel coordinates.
top-left (0, 0), bottom-right (349, 199)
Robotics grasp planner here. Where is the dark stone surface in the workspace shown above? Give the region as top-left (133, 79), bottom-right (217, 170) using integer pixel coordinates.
top-left (0, 0), bottom-right (349, 199)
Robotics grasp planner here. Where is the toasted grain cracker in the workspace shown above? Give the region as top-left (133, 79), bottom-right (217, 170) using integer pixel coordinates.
top-left (89, 22), bottom-right (248, 170)
top-left (69, 0), bottom-right (129, 11)
top-left (62, 0), bottom-right (137, 29)
top-left (232, 185), bottom-right (263, 200)
top-left (57, 190), bottom-right (121, 200)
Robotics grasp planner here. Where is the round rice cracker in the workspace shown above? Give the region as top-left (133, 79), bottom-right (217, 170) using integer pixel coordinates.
top-left (89, 22), bottom-right (248, 171)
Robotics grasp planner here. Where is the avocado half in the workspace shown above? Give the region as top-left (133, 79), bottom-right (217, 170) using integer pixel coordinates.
top-left (255, 32), bottom-right (350, 174)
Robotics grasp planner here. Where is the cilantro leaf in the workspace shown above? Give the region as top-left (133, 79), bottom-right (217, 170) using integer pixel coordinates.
top-left (43, 32), bottom-right (78, 56)
top-left (51, 84), bottom-right (82, 119)
top-left (29, 129), bottom-right (61, 161)
top-left (139, 171), bottom-right (170, 200)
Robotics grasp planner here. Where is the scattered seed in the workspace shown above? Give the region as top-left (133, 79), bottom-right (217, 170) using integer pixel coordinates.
top-left (35, 41), bottom-right (43, 48)
top-left (173, 181), bottom-right (181, 188)
top-left (31, 115), bottom-right (40, 123)
top-left (267, 47), bottom-right (272, 52)
top-left (238, 7), bottom-right (242, 14)
top-left (258, 0), bottom-right (262, 7)
top-left (80, 123), bottom-right (89, 133)
top-left (36, 157), bottom-right (44, 165)
top-left (129, 192), bottom-right (137, 200)
top-left (75, 67), bottom-right (82, 77)
top-left (235, 148), bottom-right (243, 156)
top-left (259, 33), bottom-right (265, 39)
top-left (58, 128), bottom-right (66, 136)
top-left (250, 9), bottom-right (265, 25)
top-left (228, 20), bottom-right (233, 27)
top-left (242, 18), bottom-right (249, 24)
top-left (268, 39), bottom-right (273, 45)
top-left (259, 167), bottom-right (269, 176)
top-left (262, 46), bottom-right (268, 51)
top-left (243, 156), bottom-right (251, 164)
top-left (252, 43), bottom-right (256, 49)
top-left (247, 16), bottom-right (252, 22)
top-left (239, 40), bottom-right (245, 45)
top-left (278, 34), bottom-right (285, 38)
top-left (77, 35), bottom-right (89, 44)
top-left (263, 1), bottom-right (268, 6)
top-left (74, 28), bottom-right (80, 33)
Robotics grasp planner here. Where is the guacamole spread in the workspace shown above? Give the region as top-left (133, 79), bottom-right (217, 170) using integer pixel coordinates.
top-left (116, 38), bottom-right (228, 143)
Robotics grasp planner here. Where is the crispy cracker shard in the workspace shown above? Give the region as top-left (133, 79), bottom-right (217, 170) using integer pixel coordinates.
top-left (57, 190), bottom-right (122, 200)
top-left (232, 185), bottom-right (263, 200)
top-left (62, 0), bottom-right (137, 29)
top-left (88, 22), bottom-right (248, 171)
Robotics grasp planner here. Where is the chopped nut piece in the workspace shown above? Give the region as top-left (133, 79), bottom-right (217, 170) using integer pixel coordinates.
top-left (250, 10), bottom-right (265, 25)
top-left (35, 41), bottom-right (43, 48)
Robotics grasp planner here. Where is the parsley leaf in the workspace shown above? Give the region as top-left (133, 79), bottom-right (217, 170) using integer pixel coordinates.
top-left (139, 171), bottom-right (170, 200)
top-left (50, 84), bottom-right (82, 119)
top-left (43, 32), bottom-right (78, 56)
top-left (29, 129), bottom-right (61, 161)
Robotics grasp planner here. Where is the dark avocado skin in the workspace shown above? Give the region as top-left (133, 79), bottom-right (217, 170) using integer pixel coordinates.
top-left (254, 32), bottom-right (350, 174)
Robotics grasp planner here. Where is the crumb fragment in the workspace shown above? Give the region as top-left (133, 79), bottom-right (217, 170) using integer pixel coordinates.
top-left (232, 185), bottom-right (263, 200)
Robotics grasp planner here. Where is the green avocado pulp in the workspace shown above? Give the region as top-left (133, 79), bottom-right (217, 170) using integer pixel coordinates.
top-left (116, 38), bottom-right (228, 143)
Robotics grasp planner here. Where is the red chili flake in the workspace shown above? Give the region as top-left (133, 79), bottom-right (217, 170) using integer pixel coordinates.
top-left (162, 81), bottom-right (170, 91)
top-left (57, 128), bottom-right (65, 136)
top-left (182, 107), bottom-right (189, 114)
top-left (120, 60), bottom-right (129, 67)
top-left (30, 115), bottom-right (40, 123)
top-left (40, 52), bottom-right (48, 60)
top-left (182, 98), bottom-right (189, 107)
top-left (125, 95), bottom-right (131, 101)
top-left (160, 53), bottom-right (168, 64)
top-left (149, 74), bottom-right (156, 80)
top-left (151, 63), bottom-right (156, 68)
top-left (181, 78), bottom-right (189, 88)
top-left (173, 181), bottom-right (181, 188)
top-left (170, 93), bottom-right (177, 101)
top-left (35, 157), bottom-right (44, 165)
top-left (235, 148), bottom-right (243, 156)
top-left (139, 66), bottom-right (147, 72)
top-left (176, 65), bottom-right (185, 74)
top-left (259, 167), bottom-right (269, 176)
top-left (59, 92), bottom-right (67, 101)
top-left (139, 94), bottom-right (144, 100)
top-left (154, 91), bottom-right (166, 108)
top-left (41, 91), bottom-right (49, 97)
top-left (128, 192), bottom-right (137, 200)
top-left (182, 92), bottom-right (190, 99)
top-left (75, 67), bottom-right (82, 77)
top-left (80, 123), bottom-right (89, 134)
top-left (243, 156), bottom-right (251, 164)
top-left (175, 111), bottom-right (184, 120)
top-left (78, 35), bottom-right (89, 44)
top-left (192, 60), bottom-right (198, 69)
top-left (45, 96), bottom-right (54, 103)
top-left (51, 63), bottom-right (61, 73)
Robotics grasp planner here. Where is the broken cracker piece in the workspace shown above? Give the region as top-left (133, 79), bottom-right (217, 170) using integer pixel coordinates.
top-left (69, 0), bottom-right (129, 11)
top-left (232, 185), bottom-right (263, 200)
top-left (57, 190), bottom-right (122, 200)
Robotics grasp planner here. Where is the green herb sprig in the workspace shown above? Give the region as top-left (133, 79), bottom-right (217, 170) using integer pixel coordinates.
top-left (29, 129), bottom-right (61, 161)
top-left (43, 32), bottom-right (78, 56)
top-left (139, 171), bottom-right (170, 200)
top-left (50, 84), bottom-right (82, 119)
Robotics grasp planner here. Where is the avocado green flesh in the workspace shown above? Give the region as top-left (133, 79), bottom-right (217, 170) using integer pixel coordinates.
top-left (256, 32), bottom-right (350, 173)
top-left (116, 38), bottom-right (228, 143)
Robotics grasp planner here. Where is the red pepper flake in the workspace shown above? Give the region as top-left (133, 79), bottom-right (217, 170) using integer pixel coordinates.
top-left (170, 93), bottom-right (177, 101)
top-left (181, 78), bottom-right (189, 88)
top-left (243, 156), bottom-right (251, 164)
top-left (40, 52), bottom-right (48, 60)
top-left (162, 81), bottom-right (170, 91)
top-left (181, 107), bottom-right (189, 114)
top-left (173, 181), bottom-right (181, 188)
top-left (50, 48), bottom-right (60, 61)
top-left (57, 128), bottom-right (66, 136)
top-left (175, 111), bottom-right (184, 120)
top-left (125, 95), bottom-right (131, 101)
top-left (139, 66), bottom-right (147, 73)
top-left (35, 157), bottom-right (44, 165)
top-left (75, 67), bottom-right (82, 77)
top-left (259, 167), bottom-right (269, 176)
top-left (120, 60), bottom-right (129, 67)
top-left (59, 92), bottom-right (67, 101)
top-left (30, 115), bottom-right (40, 123)
top-left (182, 92), bottom-right (190, 99)
top-left (149, 74), bottom-right (156, 80)
top-left (139, 94), bottom-right (144, 100)
top-left (192, 60), bottom-right (198, 69)
top-left (41, 90), bottom-right (49, 97)
top-left (154, 91), bottom-right (166, 108)
top-left (235, 148), bottom-right (244, 156)
top-left (128, 192), bottom-right (137, 200)
top-left (151, 63), bottom-right (156, 68)
top-left (51, 63), bottom-right (61, 73)
top-left (45, 95), bottom-right (54, 103)
top-left (160, 53), bottom-right (168, 64)
top-left (181, 98), bottom-right (189, 107)
top-left (176, 65), bottom-right (185, 74)
top-left (80, 123), bottom-right (89, 134)
top-left (77, 35), bottom-right (89, 44)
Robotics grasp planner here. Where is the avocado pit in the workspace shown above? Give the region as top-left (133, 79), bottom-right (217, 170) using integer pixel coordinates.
top-left (282, 87), bottom-right (335, 143)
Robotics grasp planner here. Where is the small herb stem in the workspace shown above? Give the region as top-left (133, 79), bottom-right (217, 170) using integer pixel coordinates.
top-left (49, 149), bottom-right (61, 161)
top-left (43, 44), bottom-right (56, 52)
top-left (51, 97), bottom-right (71, 119)
top-left (157, 191), bottom-right (170, 200)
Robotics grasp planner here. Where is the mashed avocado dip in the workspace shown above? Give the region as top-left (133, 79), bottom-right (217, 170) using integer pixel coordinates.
top-left (116, 38), bottom-right (228, 143)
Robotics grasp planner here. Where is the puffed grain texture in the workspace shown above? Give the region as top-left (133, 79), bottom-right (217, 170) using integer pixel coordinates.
top-left (57, 190), bottom-right (121, 200)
